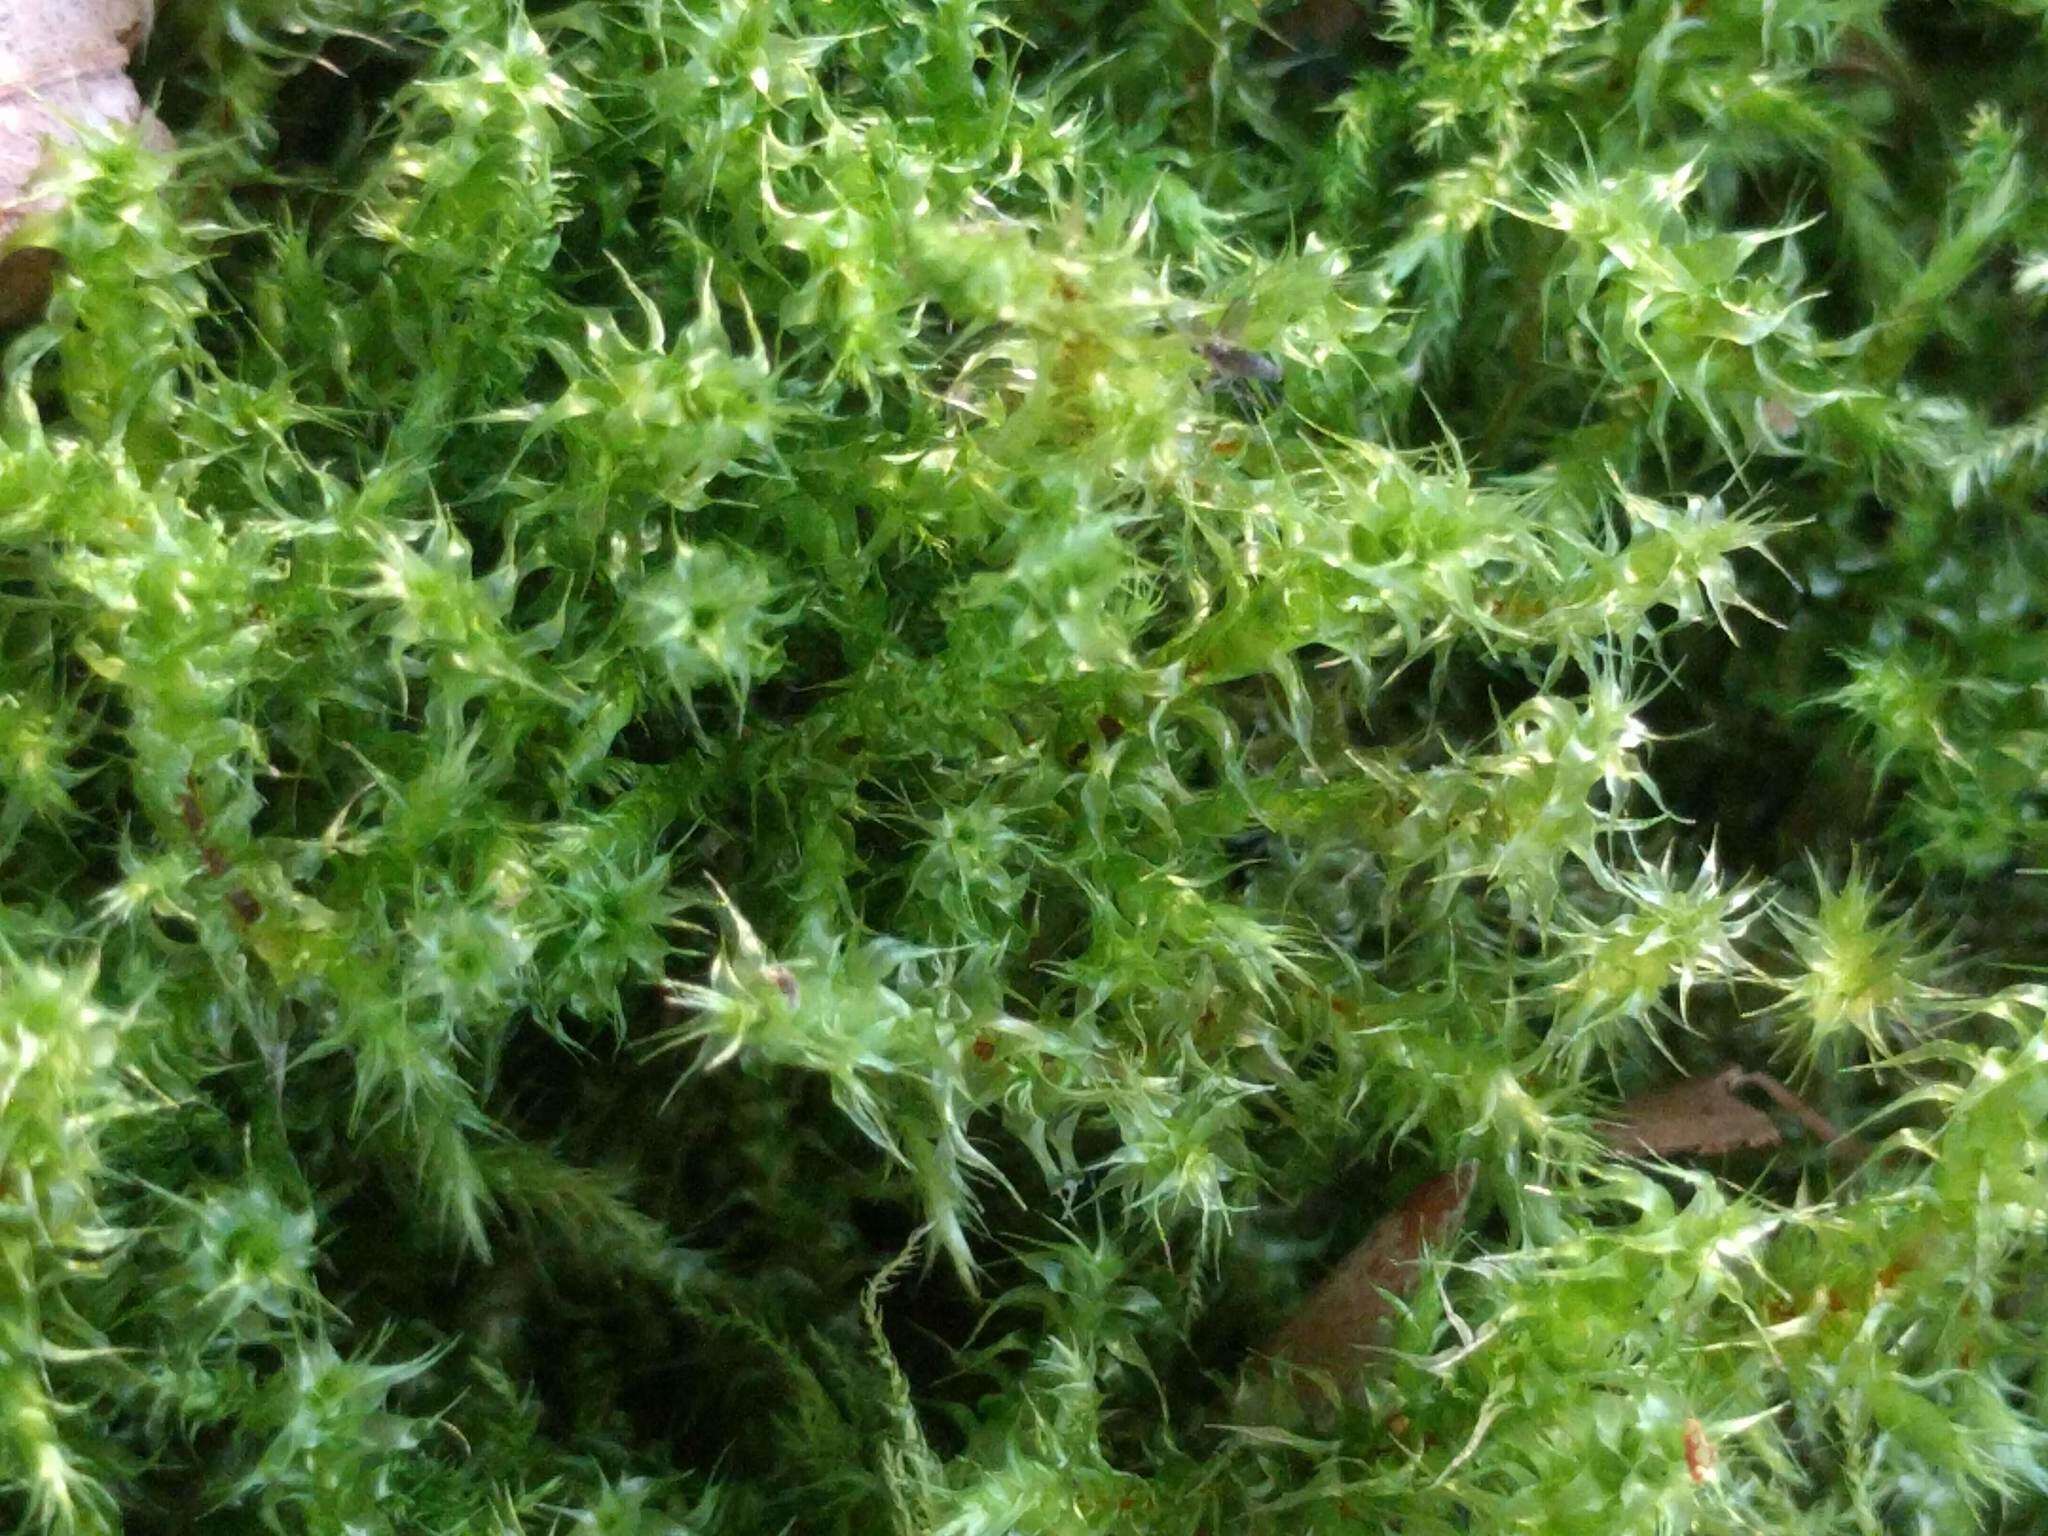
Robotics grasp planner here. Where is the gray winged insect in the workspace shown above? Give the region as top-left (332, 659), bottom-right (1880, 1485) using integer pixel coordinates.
top-left (1184, 300), bottom-right (1283, 424)
top-left (1190, 298), bottom-right (1282, 387)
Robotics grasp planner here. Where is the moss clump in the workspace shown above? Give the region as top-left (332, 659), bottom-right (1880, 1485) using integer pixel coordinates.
top-left (2, 0), bottom-right (2046, 1531)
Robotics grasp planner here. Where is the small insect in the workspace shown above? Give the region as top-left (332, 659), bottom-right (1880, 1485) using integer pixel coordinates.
top-left (1197, 335), bottom-right (1283, 386)
top-left (1185, 298), bottom-right (1283, 390)
top-left (1683, 1417), bottom-right (1717, 1484)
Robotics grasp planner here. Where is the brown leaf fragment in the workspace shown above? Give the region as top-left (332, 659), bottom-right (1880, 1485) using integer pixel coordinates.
top-left (1270, 0), bottom-right (1373, 53)
top-left (0, 242), bottom-right (54, 324)
top-left (1600, 1066), bottom-right (1844, 1159)
top-left (1740, 1069), bottom-right (1850, 1150)
top-left (1239, 1162), bottom-right (1477, 1418)
top-left (1601, 1068), bottom-right (1781, 1158)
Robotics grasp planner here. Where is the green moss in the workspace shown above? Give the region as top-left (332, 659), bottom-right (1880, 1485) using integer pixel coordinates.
top-left (1, 0), bottom-right (2045, 1530)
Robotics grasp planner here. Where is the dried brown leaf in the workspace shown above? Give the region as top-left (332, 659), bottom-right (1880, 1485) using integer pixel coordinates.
top-left (0, 241), bottom-right (55, 325)
top-left (1271, 0), bottom-right (1373, 52)
top-left (1230, 1068), bottom-right (1857, 1427)
top-left (1599, 1066), bottom-right (1846, 1159)
top-left (1238, 1162), bottom-right (1477, 1419)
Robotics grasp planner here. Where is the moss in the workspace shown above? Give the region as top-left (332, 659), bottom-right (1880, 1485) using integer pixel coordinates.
top-left (1, 0), bottom-right (2045, 1530)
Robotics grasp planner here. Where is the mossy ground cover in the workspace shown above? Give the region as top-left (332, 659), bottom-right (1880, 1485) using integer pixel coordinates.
top-left (3, 0), bottom-right (2047, 1530)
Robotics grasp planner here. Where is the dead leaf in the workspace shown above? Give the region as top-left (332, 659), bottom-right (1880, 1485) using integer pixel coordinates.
top-left (1, 0), bottom-right (158, 322)
top-left (1238, 1162), bottom-right (1477, 1419)
top-left (1231, 1068), bottom-right (1859, 1426)
top-left (1599, 1066), bottom-right (1847, 1159)
top-left (1272, 0), bottom-right (1373, 52)
top-left (0, 242), bottom-right (55, 326)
